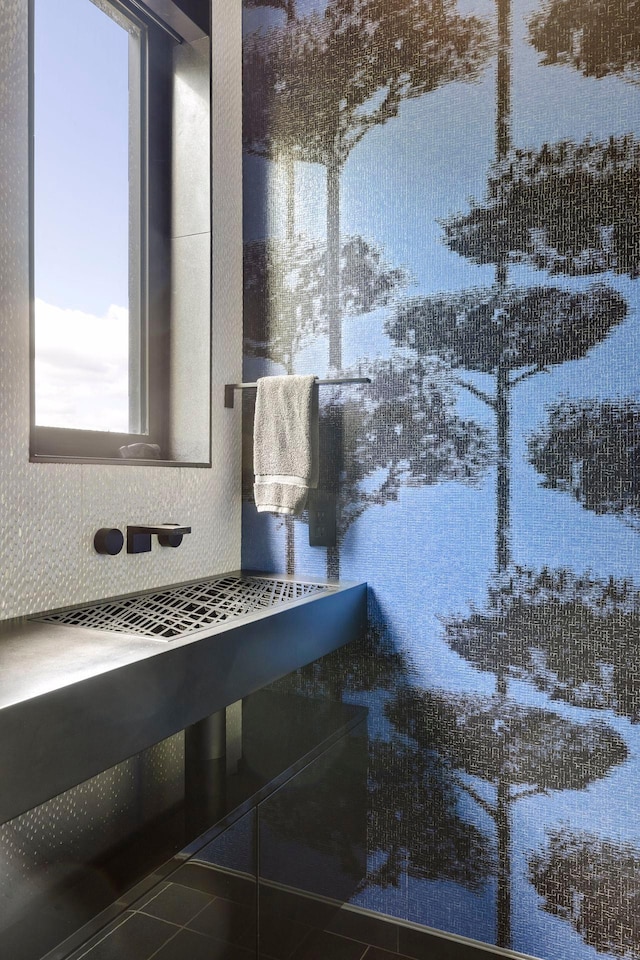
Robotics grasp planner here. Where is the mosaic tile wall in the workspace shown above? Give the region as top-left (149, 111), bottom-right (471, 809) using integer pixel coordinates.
top-left (241, 1), bottom-right (640, 957)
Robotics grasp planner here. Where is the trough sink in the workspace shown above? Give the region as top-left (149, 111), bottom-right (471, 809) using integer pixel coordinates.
top-left (0, 571), bottom-right (367, 826)
top-left (32, 573), bottom-right (335, 640)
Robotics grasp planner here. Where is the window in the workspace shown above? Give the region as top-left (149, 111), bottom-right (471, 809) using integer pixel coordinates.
top-left (29, 0), bottom-right (211, 464)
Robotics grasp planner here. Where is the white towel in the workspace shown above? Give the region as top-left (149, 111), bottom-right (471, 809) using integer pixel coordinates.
top-left (253, 375), bottom-right (319, 515)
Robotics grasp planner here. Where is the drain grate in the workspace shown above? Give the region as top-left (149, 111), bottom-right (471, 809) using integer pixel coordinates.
top-left (33, 576), bottom-right (332, 641)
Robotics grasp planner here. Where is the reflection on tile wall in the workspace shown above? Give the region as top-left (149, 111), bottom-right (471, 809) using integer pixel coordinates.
top-left (0, 733), bottom-right (184, 958)
top-left (0, 0), bottom-right (241, 619)
top-left (241, 0), bottom-right (640, 958)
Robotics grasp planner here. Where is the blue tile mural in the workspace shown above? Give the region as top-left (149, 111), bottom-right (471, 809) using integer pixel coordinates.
top-left (241, 0), bottom-right (640, 957)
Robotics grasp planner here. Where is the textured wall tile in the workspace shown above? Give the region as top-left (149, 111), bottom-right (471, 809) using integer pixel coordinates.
top-left (172, 35), bottom-right (210, 239)
top-left (170, 232), bottom-right (212, 463)
top-left (0, 0), bottom-right (242, 619)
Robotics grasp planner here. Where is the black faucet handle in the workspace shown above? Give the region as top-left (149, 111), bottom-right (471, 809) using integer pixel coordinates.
top-left (94, 528), bottom-right (125, 555)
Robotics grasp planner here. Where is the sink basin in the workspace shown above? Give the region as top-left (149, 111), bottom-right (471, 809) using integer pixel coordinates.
top-left (0, 571), bottom-right (366, 825)
top-left (32, 574), bottom-right (335, 641)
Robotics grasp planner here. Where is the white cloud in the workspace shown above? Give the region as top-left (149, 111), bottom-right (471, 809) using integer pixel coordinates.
top-left (34, 298), bottom-right (130, 431)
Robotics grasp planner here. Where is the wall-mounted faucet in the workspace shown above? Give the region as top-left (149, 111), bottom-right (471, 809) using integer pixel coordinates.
top-left (127, 524), bottom-right (192, 554)
top-left (94, 524), bottom-right (192, 555)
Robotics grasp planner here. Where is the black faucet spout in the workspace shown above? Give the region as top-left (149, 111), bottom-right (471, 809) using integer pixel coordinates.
top-left (127, 524), bottom-right (192, 553)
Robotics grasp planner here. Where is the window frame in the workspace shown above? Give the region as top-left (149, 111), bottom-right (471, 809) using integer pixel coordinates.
top-left (28, 0), bottom-right (191, 466)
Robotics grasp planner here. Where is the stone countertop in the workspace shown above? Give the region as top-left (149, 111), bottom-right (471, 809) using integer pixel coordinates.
top-left (0, 572), bottom-right (367, 825)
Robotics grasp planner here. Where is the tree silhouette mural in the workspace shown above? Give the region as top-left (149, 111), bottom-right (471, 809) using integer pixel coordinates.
top-left (443, 2), bottom-right (640, 277)
top-left (530, 830), bottom-right (640, 959)
top-left (243, 0), bottom-right (490, 368)
top-left (242, 234), bottom-right (408, 572)
top-left (436, 562), bottom-right (640, 948)
top-left (244, 0), bottom-right (299, 571)
top-left (443, 136), bottom-right (640, 278)
top-left (388, 284), bottom-right (626, 570)
top-left (503, 30), bottom-right (640, 954)
top-left (244, 0), bottom-right (293, 10)
top-left (450, 0), bottom-right (640, 275)
top-left (321, 353), bottom-right (492, 577)
top-left (529, 0), bottom-right (640, 82)
top-left (269, 610), bottom-right (494, 896)
top-left (367, 737), bottom-right (492, 892)
top-left (385, 2), bottom-right (635, 949)
top-left (444, 566), bottom-right (640, 723)
top-left (387, 0), bottom-right (627, 572)
top-left (243, 0), bottom-right (297, 217)
top-left (242, 245), bottom-right (491, 577)
top-left (243, 1), bottom-right (640, 954)
top-left (444, 568), bottom-right (640, 950)
top-left (243, 237), bottom-right (408, 371)
top-left (243, 0), bottom-right (490, 581)
top-left (387, 684), bottom-right (628, 949)
top-left (529, 399), bottom-right (640, 525)
top-left (318, 357), bottom-right (491, 538)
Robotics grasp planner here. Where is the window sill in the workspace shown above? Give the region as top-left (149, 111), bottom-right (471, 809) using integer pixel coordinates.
top-left (29, 453), bottom-right (211, 468)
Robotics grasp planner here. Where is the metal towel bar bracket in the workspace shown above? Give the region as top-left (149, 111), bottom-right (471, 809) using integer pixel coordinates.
top-left (224, 377), bottom-right (371, 408)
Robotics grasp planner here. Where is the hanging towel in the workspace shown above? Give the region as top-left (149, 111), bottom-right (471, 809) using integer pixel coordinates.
top-left (253, 374), bottom-right (319, 515)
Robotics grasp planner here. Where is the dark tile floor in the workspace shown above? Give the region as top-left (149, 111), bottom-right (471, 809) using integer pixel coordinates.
top-left (66, 874), bottom-right (418, 960)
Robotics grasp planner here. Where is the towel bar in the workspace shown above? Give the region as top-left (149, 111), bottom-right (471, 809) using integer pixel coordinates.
top-left (224, 377), bottom-right (371, 408)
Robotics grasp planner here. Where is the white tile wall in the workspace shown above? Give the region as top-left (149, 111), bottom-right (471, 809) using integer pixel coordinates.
top-left (0, 0), bottom-right (243, 619)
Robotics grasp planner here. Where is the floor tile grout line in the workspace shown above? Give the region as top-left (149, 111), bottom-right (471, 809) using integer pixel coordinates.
top-left (140, 889), bottom-right (224, 958)
top-left (144, 913), bottom-right (231, 960)
top-left (349, 934), bottom-right (371, 959)
top-left (73, 916), bottom-right (401, 960)
top-left (327, 926), bottom-right (403, 956)
top-left (136, 882), bottom-right (218, 927)
top-left (145, 924), bottom-right (183, 960)
top-left (73, 884), bottom-right (221, 960)
top-left (182, 893), bottom-right (220, 927)
top-left (325, 912), bottom-right (403, 955)
top-left (68, 912), bottom-right (140, 960)
top-left (71, 885), bottom-right (410, 960)
top-left (138, 897), bottom-right (217, 926)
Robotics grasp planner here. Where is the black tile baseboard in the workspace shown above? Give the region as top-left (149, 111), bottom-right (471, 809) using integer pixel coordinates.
top-left (172, 861), bottom-right (255, 905)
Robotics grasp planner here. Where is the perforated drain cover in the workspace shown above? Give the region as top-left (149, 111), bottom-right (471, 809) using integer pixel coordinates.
top-left (33, 576), bottom-right (333, 641)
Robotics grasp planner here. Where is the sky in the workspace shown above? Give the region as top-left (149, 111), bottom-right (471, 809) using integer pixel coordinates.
top-left (33, 0), bottom-right (131, 430)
